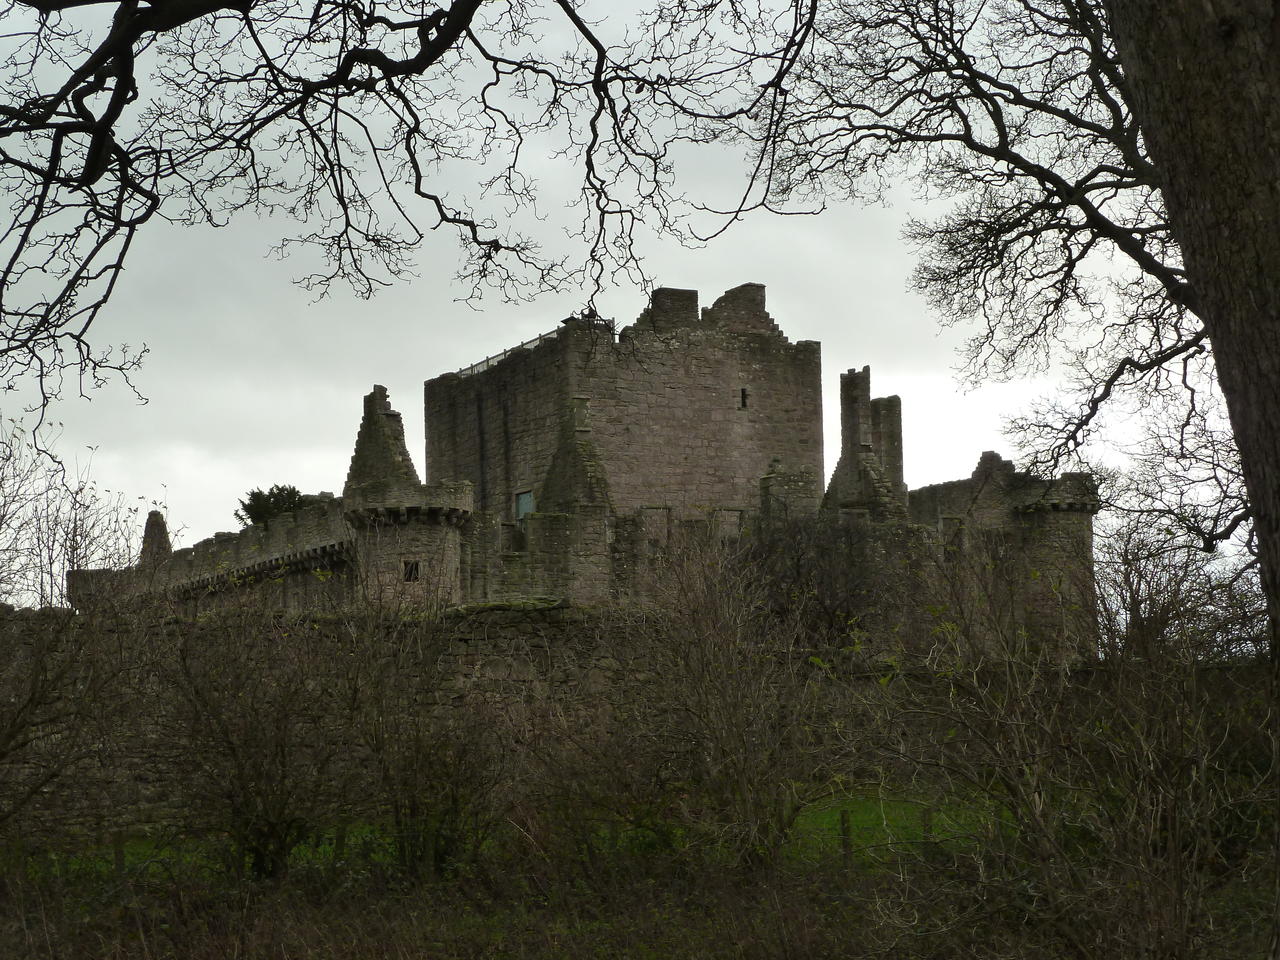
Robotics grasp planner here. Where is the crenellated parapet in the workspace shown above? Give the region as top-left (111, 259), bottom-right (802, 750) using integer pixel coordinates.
top-left (69, 387), bottom-right (473, 613)
top-left (1011, 470), bottom-right (1101, 515)
top-left (909, 452), bottom-right (1100, 528)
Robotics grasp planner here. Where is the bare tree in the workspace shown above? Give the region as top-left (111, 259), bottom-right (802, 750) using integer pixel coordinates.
top-left (155, 607), bottom-right (366, 879)
top-left (859, 521), bottom-right (1273, 959)
top-left (758, 2), bottom-right (1249, 539)
top-left (754, 0), bottom-right (1280, 658)
top-left (746, 512), bottom-right (926, 648)
top-left (0, 0), bottom-right (814, 402)
top-left (350, 610), bottom-right (513, 880)
top-left (543, 535), bottom-right (846, 870)
top-left (1097, 0), bottom-right (1280, 658)
top-left (0, 420), bottom-right (140, 607)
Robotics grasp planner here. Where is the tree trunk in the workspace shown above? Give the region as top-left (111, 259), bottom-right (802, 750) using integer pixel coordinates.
top-left (1102, 8), bottom-right (1280, 954)
top-left (1103, 0), bottom-right (1280, 630)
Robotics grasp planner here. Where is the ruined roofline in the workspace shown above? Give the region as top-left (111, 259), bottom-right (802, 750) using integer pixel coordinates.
top-left (908, 452), bottom-right (1101, 514)
top-left (70, 477), bottom-right (477, 604)
top-left (345, 384), bottom-right (432, 508)
top-left (619, 283), bottom-right (810, 344)
top-left (432, 284), bottom-right (814, 389)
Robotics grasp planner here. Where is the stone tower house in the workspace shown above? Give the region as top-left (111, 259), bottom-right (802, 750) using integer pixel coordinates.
top-left (424, 283), bottom-right (823, 602)
top-left (68, 281), bottom-right (1098, 641)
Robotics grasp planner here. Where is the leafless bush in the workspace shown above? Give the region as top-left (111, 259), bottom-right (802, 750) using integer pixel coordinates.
top-left (348, 611), bottom-right (514, 880)
top-left (746, 514), bottom-right (927, 651)
top-left (529, 534), bottom-right (852, 873)
top-left (153, 609), bottom-right (368, 880)
top-left (863, 522), bottom-right (1274, 959)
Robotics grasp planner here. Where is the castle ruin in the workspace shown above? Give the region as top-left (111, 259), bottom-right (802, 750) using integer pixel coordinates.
top-left (68, 283), bottom-right (1099, 638)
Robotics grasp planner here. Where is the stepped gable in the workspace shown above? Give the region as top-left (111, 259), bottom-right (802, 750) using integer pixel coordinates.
top-left (343, 385), bottom-right (424, 508)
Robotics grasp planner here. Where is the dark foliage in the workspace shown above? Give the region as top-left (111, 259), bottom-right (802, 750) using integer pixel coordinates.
top-left (234, 484), bottom-right (305, 527)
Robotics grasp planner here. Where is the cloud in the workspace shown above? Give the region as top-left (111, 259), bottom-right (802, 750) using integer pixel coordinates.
top-left (29, 175), bottom-right (1055, 548)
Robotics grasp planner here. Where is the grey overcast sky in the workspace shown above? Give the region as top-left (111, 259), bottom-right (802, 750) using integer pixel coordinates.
top-left (32, 187), bottom-right (1047, 550)
top-left (0, 0), bottom-right (1068, 551)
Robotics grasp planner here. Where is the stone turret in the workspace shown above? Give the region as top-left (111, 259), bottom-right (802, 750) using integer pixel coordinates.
top-left (824, 366), bottom-right (908, 518)
top-left (343, 384), bottom-right (425, 509)
top-left (343, 385), bottom-right (472, 606)
top-left (139, 510), bottom-right (172, 567)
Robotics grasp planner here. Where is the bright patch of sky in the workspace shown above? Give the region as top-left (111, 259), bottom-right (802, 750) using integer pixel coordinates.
top-left (26, 188), bottom-right (1055, 550)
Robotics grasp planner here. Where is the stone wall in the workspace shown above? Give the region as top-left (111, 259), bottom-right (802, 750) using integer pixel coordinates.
top-left (908, 452), bottom-right (1099, 650)
top-left (67, 498), bottom-right (355, 612)
top-left (581, 283), bottom-right (823, 517)
top-left (425, 328), bottom-right (574, 518)
top-left (4, 604), bottom-right (633, 843)
top-left (424, 284), bottom-right (823, 524)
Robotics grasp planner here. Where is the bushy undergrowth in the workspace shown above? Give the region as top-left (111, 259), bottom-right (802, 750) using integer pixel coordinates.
top-left (0, 527), bottom-right (1275, 959)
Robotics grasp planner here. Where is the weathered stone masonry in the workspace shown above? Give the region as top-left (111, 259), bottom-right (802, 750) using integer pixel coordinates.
top-left (69, 386), bottom-right (473, 612)
top-left (425, 283), bottom-right (824, 603)
top-left (69, 281), bottom-right (1098, 637)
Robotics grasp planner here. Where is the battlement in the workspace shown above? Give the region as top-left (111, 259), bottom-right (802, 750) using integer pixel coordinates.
top-left (158, 497), bottom-right (353, 590)
top-left (69, 387), bottom-right (474, 613)
top-left (70, 281), bottom-right (1097, 639)
top-left (908, 452), bottom-right (1100, 525)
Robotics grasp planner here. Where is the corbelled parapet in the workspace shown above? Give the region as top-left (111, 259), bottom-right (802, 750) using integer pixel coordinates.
top-left (67, 495), bottom-right (355, 610)
top-left (154, 496), bottom-right (353, 590)
top-left (342, 386), bottom-right (473, 526)
top-left (343, 385), bottom-right (426, 511)
top-left (957, 452), bottom-right (1100, 514)
top-left (1013, 471), bottom-right (1101, 515)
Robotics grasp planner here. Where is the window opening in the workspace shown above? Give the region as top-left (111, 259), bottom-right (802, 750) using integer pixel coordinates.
top-left (402, 560), bottom-right (420, 583)
top-left (515, 490), bottom-right (535, 519)
top-left (739, 387), bottom-right (749, 409)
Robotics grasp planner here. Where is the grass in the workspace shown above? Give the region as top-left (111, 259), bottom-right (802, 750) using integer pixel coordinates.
top-left (1, 792), bottom-right (1271, 960)
top-left (2, 791), bottom-right (995, 890)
